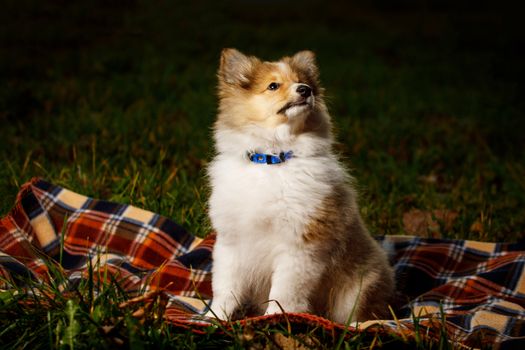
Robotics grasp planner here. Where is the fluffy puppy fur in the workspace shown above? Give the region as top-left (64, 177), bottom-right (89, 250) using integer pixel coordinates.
top-left (206, 48), bottom-right (395, 323)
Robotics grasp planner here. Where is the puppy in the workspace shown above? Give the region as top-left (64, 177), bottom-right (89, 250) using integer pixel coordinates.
top-left (206, 49), bottom-right (395, 323)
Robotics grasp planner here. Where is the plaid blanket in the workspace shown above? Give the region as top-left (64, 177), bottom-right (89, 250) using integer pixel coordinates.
top-left (1, 178), bottom-right (524, 348)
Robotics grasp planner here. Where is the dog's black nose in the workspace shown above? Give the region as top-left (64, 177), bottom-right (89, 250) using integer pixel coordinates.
top-left (296, 84), bottom-right (312, 98)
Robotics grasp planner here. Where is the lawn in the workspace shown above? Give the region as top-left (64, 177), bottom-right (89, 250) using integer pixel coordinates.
top-left (1, 0), bottom-right (524, 348)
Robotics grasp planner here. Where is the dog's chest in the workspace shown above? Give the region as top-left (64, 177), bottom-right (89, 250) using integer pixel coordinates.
top-left (209, 156), bottom-right (333, 241)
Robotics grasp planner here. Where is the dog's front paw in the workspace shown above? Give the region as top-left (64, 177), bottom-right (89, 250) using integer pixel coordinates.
top-left (264, 302), bottom-right (284, 316)
top-left (203, 310), bottom-right (217, 319)
top-left (203, 308), bottom-right (230, 320)
top-left (265, 299), bottom-right (310, 316)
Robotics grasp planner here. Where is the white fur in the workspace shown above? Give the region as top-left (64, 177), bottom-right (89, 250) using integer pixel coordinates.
top-left (206, 50), bottom-right (394, 322)
top-left (206, 109), bottom-right (351, 319)
top-left (285, 84), bottom-right (315, 119)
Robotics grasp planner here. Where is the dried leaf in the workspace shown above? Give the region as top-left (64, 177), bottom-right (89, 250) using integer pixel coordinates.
top-left (418, 173), bottom-right (438, 184)
top-left (470, 220), bottom-right (484, 234)
top-left (273, 333), bottom-right (310, 350)
top-left (112, 337), bottom-right (124, 346)
top-left (403, 209), bottom-right (458, 238)
top-left (132, 307), bottom-right (145, 319)
top-left (101, 325), bottom-right (114, 335)
top-left (118, 289), bottom-right (164, 308)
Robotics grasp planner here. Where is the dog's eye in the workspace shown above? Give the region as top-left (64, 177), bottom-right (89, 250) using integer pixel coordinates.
top-left (267, 82), bottom-right (280, 91)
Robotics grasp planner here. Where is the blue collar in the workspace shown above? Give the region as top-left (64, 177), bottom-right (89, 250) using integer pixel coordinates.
top-left (248, 151), bottom-right (294, 165)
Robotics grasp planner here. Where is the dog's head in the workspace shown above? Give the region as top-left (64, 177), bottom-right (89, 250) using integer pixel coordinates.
top-left (217, 49), bottom-right (326, 132)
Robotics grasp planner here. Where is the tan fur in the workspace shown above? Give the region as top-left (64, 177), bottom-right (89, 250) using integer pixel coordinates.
top-left (209, 48), bottom-right (395, 323)
top-left (217, 48), bottom-right (329, 134)
top-left (304, 184), bottom-right (395, 321)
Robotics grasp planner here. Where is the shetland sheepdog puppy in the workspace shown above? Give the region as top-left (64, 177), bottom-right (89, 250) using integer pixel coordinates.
top-left (206, 49), bottom-right (395, 323)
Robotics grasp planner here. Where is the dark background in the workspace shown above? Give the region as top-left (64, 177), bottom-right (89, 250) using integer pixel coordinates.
top-left (1, 0), bottom-right (524, 240)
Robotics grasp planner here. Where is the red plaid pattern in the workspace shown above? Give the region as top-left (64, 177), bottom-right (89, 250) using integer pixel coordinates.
top-left (0, 178), bottom-right (213, 317)
top-left (1, 178), bottom-right (524, 348)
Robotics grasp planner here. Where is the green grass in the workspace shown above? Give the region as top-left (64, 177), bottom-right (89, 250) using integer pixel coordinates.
top-left (0, 252), bottom-right (451, 349)
top-left (1, 0), bottom-right (524, 348)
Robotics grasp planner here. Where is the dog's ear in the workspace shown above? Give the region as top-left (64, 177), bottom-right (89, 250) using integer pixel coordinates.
top-left (219, 48), bottom-right (258, 86)
top-left (291, 50), bottom-right (319, 81)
